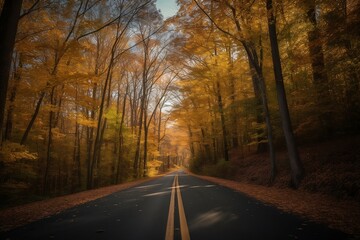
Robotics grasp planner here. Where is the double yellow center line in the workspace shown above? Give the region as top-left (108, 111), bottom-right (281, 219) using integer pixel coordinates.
top-left (165, 174), bottom-right (190, 240)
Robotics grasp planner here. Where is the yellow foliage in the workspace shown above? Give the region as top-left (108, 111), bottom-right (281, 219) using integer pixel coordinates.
top-left (0, 142), bottom-right (38, 163)
top-left (147, 160), bottom-right (163, 177)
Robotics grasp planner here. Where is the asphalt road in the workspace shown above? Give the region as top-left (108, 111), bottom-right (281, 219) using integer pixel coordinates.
top-left (1, 171), bottom-right (349, 240)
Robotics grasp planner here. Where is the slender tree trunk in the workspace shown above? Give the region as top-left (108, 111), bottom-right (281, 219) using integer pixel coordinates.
top-left (43, 86), bottom-right (56, 194)
top-left (134, 42), bottom-right (148, 178)
top-left (157, 107), bottom-right (162, 152)
top-left (227, 46), bottom-right (239, 148)
top-left (20, 91), bottom-right (45, 145)
top-left (54, 84), bottom-right (65, 127)
top-left (134, 93), bottom-right (145, 178)
top-left (86, 126), bottom-right (93, 189)
top-left (0, 0), bottom-right (23, 143)
top-left (72, 121), bottom-right (80, 192)
top-left (207, 98), bottom-right (218, 163)
top-left (250, 63), bottom-right (277, 183)
top-left (4, 52), bottom-right (22, 141)
top-left (143, 111), bottom-right (149, 177)
top-left (188, 125), bottom-right (195, 160)
top-left (213, 45), bottom-right (229, 162)
top-left (20, 58), bottom-right (60, 145)
top-left (86, 83), bottom-right (96, 189)
top-left (215, 80), bottom-right (229, 161)
top-left (305, 0), bottom-right (333, 136)
top-left (267, 0), bottom-right (304, 187)
top-left (116, 86), bottom-right (128, 183)
top-left (90, 62), bottom-right (112, 188)
top-left (72, 85), bottom-right (81, 192)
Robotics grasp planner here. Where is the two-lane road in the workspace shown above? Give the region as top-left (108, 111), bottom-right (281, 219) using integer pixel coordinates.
top-left (1, 171), bottom-right (349, 240)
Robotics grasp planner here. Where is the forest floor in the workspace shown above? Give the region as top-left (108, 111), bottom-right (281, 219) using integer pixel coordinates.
top-left (229, 135), bottom-right (360, 201)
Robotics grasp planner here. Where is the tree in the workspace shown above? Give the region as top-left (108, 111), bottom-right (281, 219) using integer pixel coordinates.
top-left (0, 0), bottom-right (22, 143)
top-left (192, 0), bottom-right (277, 181)
top-left (303, 0), bottom-right (333, 136)
top-left (266, 0), bottom-right (304, 187)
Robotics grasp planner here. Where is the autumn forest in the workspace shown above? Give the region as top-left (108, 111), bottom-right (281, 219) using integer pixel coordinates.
top-left (0, 0), bottom-right (359, 208)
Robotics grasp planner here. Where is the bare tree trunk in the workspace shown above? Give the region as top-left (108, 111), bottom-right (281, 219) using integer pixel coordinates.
top-left (267, 0), bottom-right (304, 187)
top-left (134, 89), bottom-right (145, 178)
top-left (134, 40), bottom-right (148, 178)
top-left (72, 85), bottom-right (81, 192)
top-left (116, 85), bottom-right (128, 183)
top-left (143, 109), bottom-right (149, 177)
top-left (305, 0), bottom-right (333, 136)
top-left (4, 52), bottom-right (22, 141)
top-left (207, 98), bottom-right (218, 163)
top-left (90, 61), bottom-right (112, 188)
top-left (250, 63), bottom-right (277, 183)
top-left (188, 125), bottom-right (195, 160)
top-left (226, 44), bottom-right (239, 149)
top-left (215, 80), bottom-right (229, 161)
top-left (86, 82), bottom-right (97, 189)
top-left (0, 0), bottom-right (22, 143)
top-left (20, 91), bottom-right (45, 145)
top-left (72, 121), bottom-right (80, 192)
top-left (43, 86), bottom-right (56, 194)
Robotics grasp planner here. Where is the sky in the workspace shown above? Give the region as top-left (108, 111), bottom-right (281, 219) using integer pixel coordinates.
top-left (156, 0), bottom-right (179, 19)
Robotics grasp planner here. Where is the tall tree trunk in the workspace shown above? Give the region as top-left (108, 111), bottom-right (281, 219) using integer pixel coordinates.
top-left (134, 41), bottom-right (148, 178)
top-left (20, 56), bottom-right (60, 145)
top-left (336, 0), bottom-right (360, 131)
top-left (267, 0), bottom-right (304, 187)
top-left (43, 86), bottom-right (56, 194)
top-left (54, 84), bottom-right (65, 127)
top-left (86, 83), bottom-right (97, 189)
top-left (305, 0), bottom-right (333, 136)
top-left (143, 110), bottom-right (149, 177)
top-left (188, 125), bottom-right (195, 160)
top-left (90, 59), bottom-right (113, 188)
top-left (116, 85), bottom-right (128, 183)
top-left (72, 85), bottom-right (81, 192)
top-left (157, 107), bottom-right (162, 152)
top-left (0, 0), bottom-right (22, 143)
top-left (249, 62), bottom-right (267, 153)
top-left (227, 45), bottom-right (239, 148)
top-left (20, 91), bottom-right (45, 145)
top-left (4, 52), bottom-right (22, 141)
top-left (207, 98), bottom-right (218, 163)
top-left (215, 80), bottom-right (229, 161)
top-left (249, 63), bottom-right (277, 183)
top-left (133, 92), bottom-right (145, 178)
top-left (72, 121), bottom-right (80, 192)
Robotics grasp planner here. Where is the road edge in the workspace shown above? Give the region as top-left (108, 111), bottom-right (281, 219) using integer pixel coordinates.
top-left (0, 172), bottom-right (176, 233)
top-left (186, 170), bottom-right (360, 237)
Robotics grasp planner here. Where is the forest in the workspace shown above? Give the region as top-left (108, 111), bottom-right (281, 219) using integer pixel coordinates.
top-left (0, 0), bottom-right (359, 208)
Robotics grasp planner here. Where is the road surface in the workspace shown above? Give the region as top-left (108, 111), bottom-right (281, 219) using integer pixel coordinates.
top-left (0, 171), bottom-right (349, 240)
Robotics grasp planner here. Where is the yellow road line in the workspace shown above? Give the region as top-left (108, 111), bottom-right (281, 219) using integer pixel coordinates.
top-left (176, 175), bottom-right (191, 240)
top-left (165, 175), bottom-right (176, 240)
